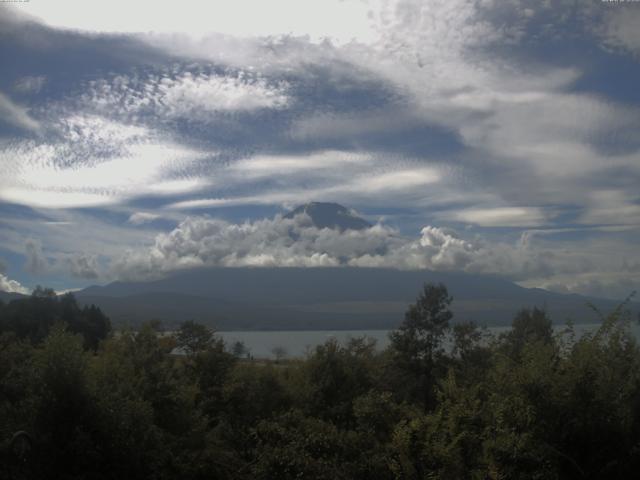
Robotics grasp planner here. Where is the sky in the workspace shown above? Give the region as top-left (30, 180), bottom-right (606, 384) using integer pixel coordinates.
top-left (0, 0), bottom-right (639, 299)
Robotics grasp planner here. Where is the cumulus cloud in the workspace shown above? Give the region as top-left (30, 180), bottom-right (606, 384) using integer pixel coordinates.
top-left (108, 212), bottom-right (559, 282)
top-left (107, 209), bottom-right (640, 301)
top-left (20, 237), bottom-right (100, 280)
top-left (112, 213), bottom-right (382, 279)
top-left (0, 273), bottom-right (29, 295)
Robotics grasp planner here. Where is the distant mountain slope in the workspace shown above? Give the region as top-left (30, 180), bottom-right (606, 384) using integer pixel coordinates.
top-left (75, 268), bottom-right (637, 330)
top-left (0, 291), bottom-right (27, 303)
top-left (284, 202), bottom-right (371, 231)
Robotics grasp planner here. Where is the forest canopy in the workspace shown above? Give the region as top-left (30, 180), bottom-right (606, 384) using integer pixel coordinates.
top-left (1, 284), bottom-right (639, 479)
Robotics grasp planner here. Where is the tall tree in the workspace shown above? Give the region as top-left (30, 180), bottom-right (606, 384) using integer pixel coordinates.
top-left (389, 283), bottom-right (453, 409)
top-left (176, 320), bottom-right (215, 356)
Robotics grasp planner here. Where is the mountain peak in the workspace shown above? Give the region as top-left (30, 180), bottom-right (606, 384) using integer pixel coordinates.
top-left (284, 202), bottom-right (371, 231)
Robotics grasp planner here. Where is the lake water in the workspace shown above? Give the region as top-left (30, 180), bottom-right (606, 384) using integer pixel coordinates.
top-left (218, 323), bottom-right (640, 359)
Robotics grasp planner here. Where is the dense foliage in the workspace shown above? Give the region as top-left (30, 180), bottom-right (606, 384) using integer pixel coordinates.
top-left (1, 284), bottom-right (639, 479)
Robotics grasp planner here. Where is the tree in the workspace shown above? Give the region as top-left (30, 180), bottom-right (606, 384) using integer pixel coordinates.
top-left (223, 363), bottom-right (290, 424)
top-left (271, 345), bottom-right (288, 363)
top-left (232, 340), bottom-right (248, 358)
top-left (300, 337), bottom-right (377, 425)
top-left (31, 286), bottom-right (56, 299)
top-left (176, 320), bottom-right (215, 355)
top-left (391, 283), bottom-right (453, 361)
top-left (451, 320), bottom-right (491, 383)
top-left (452, 321), bottom-right (482, 361)
top-left (31, 325), bottom-right (98, 476)
top-left (502, 307), bottom-right (553, 358)
top-left (388, 283), bottom-right (453, 409)
top-left (0, 291), bottom-right (110, 348)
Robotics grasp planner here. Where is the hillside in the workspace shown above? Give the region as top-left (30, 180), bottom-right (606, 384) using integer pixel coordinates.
top-left (75, 267), bottom-right (635, 330)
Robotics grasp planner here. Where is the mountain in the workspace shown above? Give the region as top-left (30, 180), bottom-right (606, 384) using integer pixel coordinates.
top-left (0, 291), bottom-right (27, 303)
top-left (75, 267), bottom-right (638, 330)
top-left (284, 202), bottom-right (371, 231)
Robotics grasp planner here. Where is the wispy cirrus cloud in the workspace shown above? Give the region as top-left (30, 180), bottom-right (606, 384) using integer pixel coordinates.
top-left (13, 75), bottom-right (47, 94)
top-left (128, 212), bottom-right (161, 225)
top-left (0, 91), bottom-right (40, 132)
top-left (449, 207), bottom-right (549, 228)
top-left (0, 113), bottom-right (209, 208)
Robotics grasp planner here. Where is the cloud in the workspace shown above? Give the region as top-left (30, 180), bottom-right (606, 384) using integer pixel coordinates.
top-left (128, 212), bottom-right (161, 225)
top-left (17, 0), bottom-right (378, 44)
top-left (24, 239), bottom-right (48, 274)
top-left (65, 253), bottom-right (100, 279)
top-left (111, 213), bottom-right (406, 280)
top-left (106, 212), bottom-right (550, 282)
top-left (0, 273), bottom-right (29, 295)
top-left (352, 168), bottom-right (441, 193)
top-left (4, 0), bottom-right (635, 220)
top-left (579, 190), bottom-right (640, 227)
top-left (229, 150), bottom-right (372, 177)
top-left (0, 209), bottom-right (159, 262)
top-left (166, 167), bottom-right (443, 210)
top-left (600, 6), bottom-right (640, 54)
top-left (530, 274), bottom-right (639, 302)
top-left (166, 149), bottom-right (445, 211)
top-left (2, 0), bottom-right (639, 301)
top-left (13, 76), bottom-right (47, 94)
top-left (17, 235), bottom-right (100, 280)
top-left (450, 207), bottom-right (548, 227)
top-left (140, 0), bottom-right (639, 222)
top-left (80, 70), bottom-right (289, 121)
top-left (107, 210), bottom-right (639, 299)
top-left (0, 115), bottom-right (208, 208)
top-left (0, 91), bottom-right (40, 132)
top-left (159, 73), bottom-right (289, 116)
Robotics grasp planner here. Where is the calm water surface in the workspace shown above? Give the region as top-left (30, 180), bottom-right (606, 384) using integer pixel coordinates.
top-left (218, 323), bottom-right (640, 359)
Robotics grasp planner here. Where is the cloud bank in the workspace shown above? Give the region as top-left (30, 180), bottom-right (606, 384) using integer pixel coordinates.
top-left (111, 212), bottom-right (621, 290)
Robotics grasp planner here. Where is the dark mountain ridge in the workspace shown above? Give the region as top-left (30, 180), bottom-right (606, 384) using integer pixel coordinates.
top-left (284, 202), bottom-right (371, 231)
top-left (74, 267), bottom-right (637, 330)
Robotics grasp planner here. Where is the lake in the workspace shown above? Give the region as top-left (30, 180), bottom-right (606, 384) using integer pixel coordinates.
top-left (218, 322), bottom-right (640, 359)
